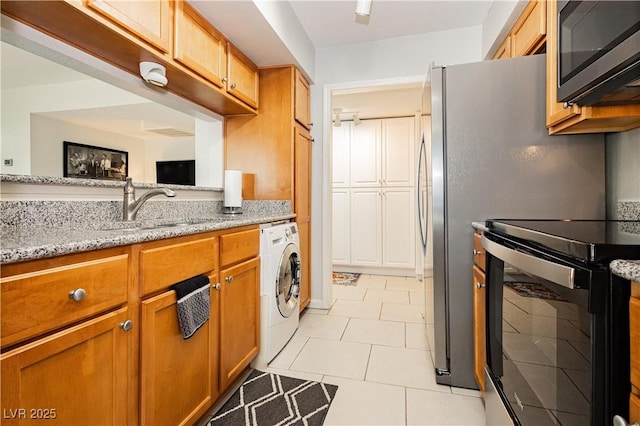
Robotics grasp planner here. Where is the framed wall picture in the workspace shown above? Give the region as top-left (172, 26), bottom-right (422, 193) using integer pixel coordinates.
top-left (63, 141), bottom-right (128, 181)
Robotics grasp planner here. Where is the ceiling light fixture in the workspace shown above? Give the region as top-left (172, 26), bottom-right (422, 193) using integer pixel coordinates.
top-left (139, 61), bottom-right (168, 87)
top-left (355, 0), bottom-right (372, 17)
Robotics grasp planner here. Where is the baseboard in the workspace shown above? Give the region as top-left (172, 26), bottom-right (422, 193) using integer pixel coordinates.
top-left (331, 265), bottom-right (416, 277)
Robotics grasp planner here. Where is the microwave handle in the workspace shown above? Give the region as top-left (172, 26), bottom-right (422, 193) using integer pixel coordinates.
top-left (482, 235), bottom-right (575, 289)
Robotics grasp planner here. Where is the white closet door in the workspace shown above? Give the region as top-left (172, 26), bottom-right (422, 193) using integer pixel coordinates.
top-left (332, 123), bottom-right (351, 187)
top-left (332, 189), bottom-right (350, 265)
top-left (350, 188), bottom-right (382, 266)
top-left (382, 187), bottom-right (415, 268)
top-left (382, 117), bottom-right (415, 187)
top-left (350, 120), bottom-right (381, 187)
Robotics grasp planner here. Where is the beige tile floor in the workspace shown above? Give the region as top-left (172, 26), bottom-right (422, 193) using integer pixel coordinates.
top-left (265, 274), bottom-right (485, 426)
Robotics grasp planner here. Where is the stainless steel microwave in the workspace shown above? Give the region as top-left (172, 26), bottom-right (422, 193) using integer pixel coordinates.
top-left (557, 1), bottom-right (640, 107)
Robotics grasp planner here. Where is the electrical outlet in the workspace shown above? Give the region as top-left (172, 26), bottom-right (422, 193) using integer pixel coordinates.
top-left (4, 159), bottom-right (13, 166)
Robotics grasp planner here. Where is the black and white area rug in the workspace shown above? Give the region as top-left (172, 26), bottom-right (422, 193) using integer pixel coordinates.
top-left (208, 370), bottom-right (338, 426)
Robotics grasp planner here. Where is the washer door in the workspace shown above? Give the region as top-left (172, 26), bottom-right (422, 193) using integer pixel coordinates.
top-left (276, 244), bottom-right (301, 318)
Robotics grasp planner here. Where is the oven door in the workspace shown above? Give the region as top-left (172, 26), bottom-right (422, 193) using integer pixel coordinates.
top-left (482, 232), bottom-right (611, 426)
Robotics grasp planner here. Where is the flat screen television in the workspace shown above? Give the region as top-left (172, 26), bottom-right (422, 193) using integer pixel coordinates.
top-left (156, 160), bottom-right (196, 186)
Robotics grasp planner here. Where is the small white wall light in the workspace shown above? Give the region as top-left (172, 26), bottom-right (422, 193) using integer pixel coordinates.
top-left (355, 0), bottom-right (372, 16)
top-left (139, 61), bottom-right (168, 87)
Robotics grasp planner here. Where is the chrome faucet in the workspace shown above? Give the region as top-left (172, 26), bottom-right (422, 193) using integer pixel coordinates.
top-left (122, 177), bottom-right (176, 221)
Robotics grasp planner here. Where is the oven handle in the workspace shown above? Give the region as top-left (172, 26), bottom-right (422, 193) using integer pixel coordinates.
top-left (482, 234), bottom-right (575, 289)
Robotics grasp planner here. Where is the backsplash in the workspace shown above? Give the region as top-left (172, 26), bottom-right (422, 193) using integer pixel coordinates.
top-left (0, 199), bottom-right (291, 229)
top-left (618, 201), bottom-right (640, 220)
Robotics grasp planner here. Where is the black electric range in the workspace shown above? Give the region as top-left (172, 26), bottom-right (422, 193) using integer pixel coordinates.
top-left (485, 219), bottom-right (640, 264)
top-left (481, 220), bottom-right (640, 426)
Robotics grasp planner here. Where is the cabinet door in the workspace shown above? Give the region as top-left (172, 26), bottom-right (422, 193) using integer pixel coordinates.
top-left (350, 120), bottom-right (381, 187)
top-left (140, 278), bottom-right (219, 426)
top-left (297, 221), bottom-right (311, 311)
top-left (227, 42), bottom-right (259, 109)
top-left (382, 188), bottom-right (415, 269)
top-left (87, 0), bottom-right (171, 53)
top-left (382, 117), bottom-right (415, 187)
top-left (332, 189), bottom-right (351, 265)
top-left (492, 35), bottom-right (511, 60)
top-left (294, 69), bottom-right (311, 129)
top-left (332, 123), bottom-right (351, 187)
top-left (174, 1), bottom-right (225, 88)
top-left (350, 189), bottom-right (382, 266)
top-left (473, 265), bottom-right (486, 391)
top-left (219, 257), bottom-right (259, 391)
top-left (510, 0), bottom-right (546, 57)
top-left (1, 308), bottom-right (131, 425)
top-left (294, 126), bottom-right (312, 311)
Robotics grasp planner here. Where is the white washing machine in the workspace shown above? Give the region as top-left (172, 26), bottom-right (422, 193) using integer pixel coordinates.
top-left (252, 221), bottom-right (301, 369)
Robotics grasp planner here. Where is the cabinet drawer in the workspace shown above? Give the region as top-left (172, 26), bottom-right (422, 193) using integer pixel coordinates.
top-left (473, 233), bottom-right (486, 270)
top-left (219, 228), bottom-right (259, 268)
top-left (631, 296), bottom-right (640, 388)
top-left (1, 254), bottom-right (129, 348)
top-left (139, 236), bottom-right (218, 296)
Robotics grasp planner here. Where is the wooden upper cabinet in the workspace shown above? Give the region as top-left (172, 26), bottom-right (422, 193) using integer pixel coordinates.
top-left (511, 0), bottom-right (545, 57)
top-left (492, 35), bottom-right (511, 60)
top-left (294, 69), bottom-right (311, 129)
top-left (86, 0), bottom-right (172, 53)
top-left (226, 42), bottom-right (259, 109)
top-left (174, 1), bottom-right (225, 88)
top-left (545, 0), bottom-right (640, 134)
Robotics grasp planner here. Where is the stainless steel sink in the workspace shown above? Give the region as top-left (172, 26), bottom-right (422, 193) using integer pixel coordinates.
top-left (95, 218), bottom-right (213, 232)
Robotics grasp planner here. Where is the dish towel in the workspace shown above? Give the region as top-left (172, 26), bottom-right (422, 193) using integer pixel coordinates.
top-left (172, 275), bottom-right (210, 339)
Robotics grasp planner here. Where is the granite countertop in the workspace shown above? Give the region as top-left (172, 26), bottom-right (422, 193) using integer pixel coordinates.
top-left (1, 212), bottom-right (295, 264)
top-left (610, 259), bottom-right (640, 282)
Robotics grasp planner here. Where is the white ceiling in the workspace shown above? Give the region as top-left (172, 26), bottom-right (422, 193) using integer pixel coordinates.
top-left (289, 0), bottom-right (493, 49)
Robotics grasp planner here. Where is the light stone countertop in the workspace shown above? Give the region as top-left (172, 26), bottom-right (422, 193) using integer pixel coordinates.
top-left (610, 259), bottom-right (640, 282)
top-left (1, 212), bottom-right (295, 265)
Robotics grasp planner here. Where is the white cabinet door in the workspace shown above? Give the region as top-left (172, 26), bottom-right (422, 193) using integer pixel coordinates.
top-left (332, 123), bottom-right (351, 187)
top-left (383, 117), bottom-right (415, 187)
top-left (382, 188), bottom-right (415, 269)
top-left (350, 120), bottom-right (381, 187)
top-left (350, 188), bottom-right (382, 266)
top-left (332, 189), bottom-right (350, 265)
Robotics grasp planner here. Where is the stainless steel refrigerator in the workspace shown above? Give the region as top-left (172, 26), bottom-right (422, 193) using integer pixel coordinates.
top-left (429, 54), bottom-right (606, 389)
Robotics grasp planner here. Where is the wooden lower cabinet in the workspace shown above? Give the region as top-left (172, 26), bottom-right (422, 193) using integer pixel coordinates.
top-left (140, 275), bottom-right (219, 426)
top-left (472, 265), bottom-right (486, 392)
top-left (0, 307), bottom-right (131, 425)
top-left (219, 257), bottom-right (260, 390)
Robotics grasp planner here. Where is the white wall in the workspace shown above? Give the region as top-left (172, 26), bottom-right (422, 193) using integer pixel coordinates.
top-left (143, 137), bottom-right (196, 183)
top-left (30, 115), bottom-right (147, 181)
top-left (1, 79), bottom-right (148, 175)
top-left (310, 26), bottom-right (483, 309)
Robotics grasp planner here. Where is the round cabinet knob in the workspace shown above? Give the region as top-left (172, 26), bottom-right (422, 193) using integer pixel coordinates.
top-left (222, 77), bottom-right (228, 82)
top-left (68, 288), bottom-right (87, 301)
top-left (213, 283), bottom-right (221, 291)
top-left (120, 320), bottom-right (133, 332)
top-left (473, 249), bottom-right (481, 256)
top-left (476, 282), bottom-right (485, 289)
top-left (230, 83), bottom-right (237, 89)
top-left (225, 276), bottom-right (234, 283)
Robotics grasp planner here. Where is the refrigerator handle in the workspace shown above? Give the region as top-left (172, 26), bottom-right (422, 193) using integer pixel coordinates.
top-left (416, 135), bottom-right (428, 253)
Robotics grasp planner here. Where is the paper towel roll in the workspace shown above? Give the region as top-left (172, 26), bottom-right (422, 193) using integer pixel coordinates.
top-left (224, 170), bottom-right (243, 208)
